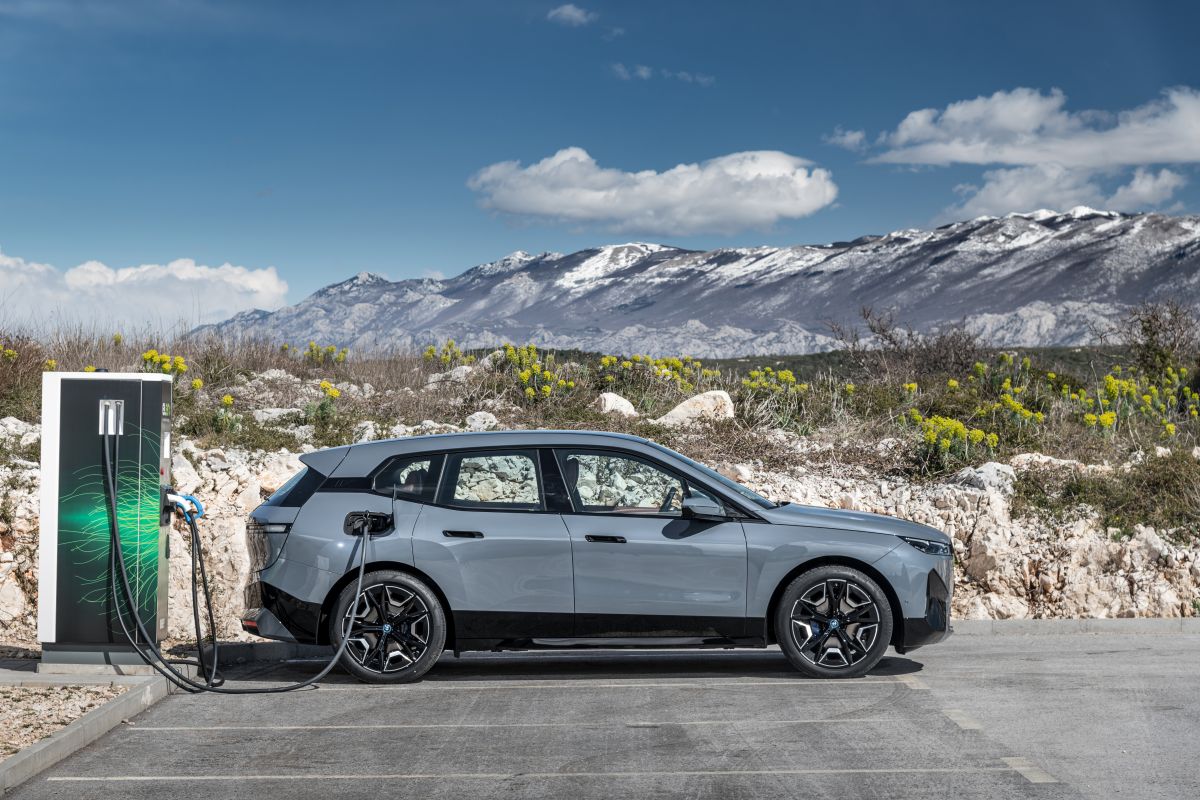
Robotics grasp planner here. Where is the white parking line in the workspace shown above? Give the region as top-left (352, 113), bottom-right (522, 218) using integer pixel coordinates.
top-left (128, 718), bottom-right (900, 732)
top-left (941, 709), bottom-right (982, 730)
top-left (1002, 757), bottom-right (1060, 784)
top-left (46, 766), bottom-right (1018, 782)
top-left (307, 678), bottom-right (912, 691)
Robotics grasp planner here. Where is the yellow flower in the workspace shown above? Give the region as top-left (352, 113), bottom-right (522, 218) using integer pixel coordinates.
top-left (985, 433), bottom-right (999, 448)
top-left (844, 383), bottom-right (855, 395)
top-left (1098, 411), bottom-right (1116, 428)
top-left (968, 428), bottom-right (986, 444)
top-left (1047, 372), bottom-right (1056, 380)
top-left (946, 379), bottom-right (959, 390)
top-left (221, 394), bottom-right (234, 407)
top-left (44, 358), bottom-right (57, 371)
top-left (524, 386), bottom-right (536, 399)
top-left (540, 384), bottom-right (552, 397)
top-left (902, 382), bottom-right (918, 393)
top-left (83, 365), bottom-right (96, 372)
top-left (191, 378), bottom-right (203, 390)
top-left (1164, 422), bottom-right (1176, 436)
top-left (112, 333), bottom-right (123, 346)
top-left (1083, 413), bottom-right (1098, 427)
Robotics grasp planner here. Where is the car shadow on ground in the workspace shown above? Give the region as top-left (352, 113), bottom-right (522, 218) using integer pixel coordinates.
top-left (221, 647), bottom-right (924, 685)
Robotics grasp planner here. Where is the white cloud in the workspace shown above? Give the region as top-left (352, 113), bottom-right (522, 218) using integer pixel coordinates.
top-left (824, 126), bottom-right (867, 152)
top-left (873, 87), bottom-right (1200, 168)
top-left (948, 165), bottom-right (1105, 218)
top-left (610, 62), bottom-right (713, 86)
top-left (467, 147), bottom-right (838, 235)
top-left (1107, 168), bottom-right (1187, 211)
top-left (0, 248), bottom-right (288, 329)
top-left (547, 4), bottom-right (597, 27)
top-left (854, 87), bottom-right (1199, 216)
top-left (946, 164), bottom-right (1188, 218)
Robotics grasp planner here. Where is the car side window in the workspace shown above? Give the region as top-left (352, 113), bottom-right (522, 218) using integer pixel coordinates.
top-left (556, 450), bottom-right (689, 516)
top-left (443, 450), bottom-right (543, 511)
top-left (373, 454), bottom-right (444, 504)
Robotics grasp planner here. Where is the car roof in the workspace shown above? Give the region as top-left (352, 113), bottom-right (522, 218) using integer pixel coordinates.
top-left (315, 429), bottom-right (659, 478)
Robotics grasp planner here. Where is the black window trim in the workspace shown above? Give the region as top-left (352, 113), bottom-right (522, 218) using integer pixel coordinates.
top-left (353, 443), bottom-right (762, 520)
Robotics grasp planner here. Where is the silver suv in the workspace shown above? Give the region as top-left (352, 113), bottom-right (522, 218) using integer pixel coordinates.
top-left (241, 430), bottom-right (952, 682)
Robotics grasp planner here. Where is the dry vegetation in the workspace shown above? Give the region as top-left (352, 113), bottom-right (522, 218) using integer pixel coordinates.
top-left (3, 302), bottom-right (1199, 535)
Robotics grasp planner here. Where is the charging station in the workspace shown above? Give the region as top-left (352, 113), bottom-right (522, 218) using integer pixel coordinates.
top-left (37, 371), bottom-right (173, 668)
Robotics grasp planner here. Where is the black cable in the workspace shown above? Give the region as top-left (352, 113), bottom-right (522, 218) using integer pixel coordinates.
top-left (102, 430), bottom-right (371, 694)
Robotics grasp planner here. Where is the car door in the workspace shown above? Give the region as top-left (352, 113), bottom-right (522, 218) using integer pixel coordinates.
top-left (554, 448), bottom-right (748, 638)
top-left (409, 448), bottom-right (574, 642)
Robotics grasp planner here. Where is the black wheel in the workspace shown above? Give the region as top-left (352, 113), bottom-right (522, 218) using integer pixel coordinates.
top-left (775, 565), bottom-right (893, 679)
top-left (329, 570), bottom-right (446, 683)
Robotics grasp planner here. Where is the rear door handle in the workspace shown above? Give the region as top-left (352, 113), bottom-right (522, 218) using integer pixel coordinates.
top-left (443, 530), bottom-right (484, 539)
top-left (585, 535), bottom-right (626, 544)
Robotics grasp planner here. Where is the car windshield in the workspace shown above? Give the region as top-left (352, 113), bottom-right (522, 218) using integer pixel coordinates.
top-left (646, 442), bottom-right (777, 509)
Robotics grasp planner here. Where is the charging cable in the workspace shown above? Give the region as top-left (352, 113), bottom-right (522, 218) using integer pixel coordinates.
top-left (103, 429), bottom-right (378, 694)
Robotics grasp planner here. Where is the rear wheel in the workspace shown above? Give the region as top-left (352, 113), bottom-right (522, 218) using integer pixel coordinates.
top-left (775, 565), bottom-right (893, 679)
top-left (330, 570), bottom-right (446, 683)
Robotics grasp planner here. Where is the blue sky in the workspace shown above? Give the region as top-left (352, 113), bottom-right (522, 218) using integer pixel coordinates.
top-left (2, 0), bottom-right (1199, 323)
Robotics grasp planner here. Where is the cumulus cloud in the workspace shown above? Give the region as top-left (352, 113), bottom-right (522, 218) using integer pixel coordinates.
top-left (0, 248), bottom-right (288, 329)
top-left (1107, 167), bottom-right (1187, 211)
top-left (873, 87), bottom-right (1200, 168)
top-left (824, 126), bottom-right (867, 152)
top-left (852, 87), bottom-right (1198, 216)
top-left (546, 3), bottom-right (597, 27)
top-left (468, 147), bottom-right (838, 235)
top-left (949, 165), bottom-right (1105, 218)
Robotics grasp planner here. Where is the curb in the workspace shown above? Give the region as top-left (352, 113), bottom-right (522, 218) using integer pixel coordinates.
top-left (952, 618), bottom-right (1200, 635)
top-left (0, 676), bottom-right (172, 794)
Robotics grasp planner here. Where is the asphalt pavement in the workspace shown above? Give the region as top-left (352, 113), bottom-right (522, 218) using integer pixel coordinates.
top-left (8, 632), bottom-right (1199, 799)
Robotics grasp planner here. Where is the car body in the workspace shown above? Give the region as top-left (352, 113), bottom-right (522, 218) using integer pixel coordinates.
top-left (241, 430), bottom-right (953, 680)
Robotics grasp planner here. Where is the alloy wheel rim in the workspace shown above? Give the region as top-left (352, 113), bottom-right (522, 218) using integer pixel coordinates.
top-left (789, 578), bottom-right (880, 669)
top-left (342, 583), bottom-right (431, 673)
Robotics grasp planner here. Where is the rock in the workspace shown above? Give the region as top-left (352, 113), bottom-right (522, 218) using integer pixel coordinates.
top-left (252, 408), bottom-right (301, 425)
top-left (0, 417), bottom-right (40, 448)
top-left (353, 420), bottom-right (379, 442)
top-left (1154, 446), bottom-right (1172, 458)
top-left (465, 411), bottom-right (499, 432)
top-left (651, 390), bottom-right (735, 427)
top-left (951, 462), bottom-right (1016, 495)
top-left (426, 365), bottom-right (474, 385)
top-left (717, 463), bottom-right (754, 483)
top-left (593, 392), bottom-right (638, 418)
top-left (171, 453), bottom-right (202, 496)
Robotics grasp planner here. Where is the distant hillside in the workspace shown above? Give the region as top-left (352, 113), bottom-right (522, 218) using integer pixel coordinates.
top-left (196, 208), bottom-right (1200, 357)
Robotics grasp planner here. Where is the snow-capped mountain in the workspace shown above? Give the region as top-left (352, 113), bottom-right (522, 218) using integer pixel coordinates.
top-left (197, 208), bottom-right (1200, 357)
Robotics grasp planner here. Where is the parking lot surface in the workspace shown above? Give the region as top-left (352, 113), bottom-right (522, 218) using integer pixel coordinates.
top-left (9, 632), bottom-right (1199, 799)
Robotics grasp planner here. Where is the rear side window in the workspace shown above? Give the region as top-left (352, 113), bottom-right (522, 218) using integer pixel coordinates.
top-left (441, 450), bottom-right (542, 510)
top-left (262, 467), bottom-right (325, 507)
top-left (373, 454), bottom-right (444, 504)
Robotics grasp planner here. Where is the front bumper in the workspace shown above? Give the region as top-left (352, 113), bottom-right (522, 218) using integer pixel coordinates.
top-left (895, 567), bottom-right (952, 653)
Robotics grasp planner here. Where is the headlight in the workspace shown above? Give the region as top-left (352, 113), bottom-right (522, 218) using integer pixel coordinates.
top-left (900, 536), bottom-right (951, 557)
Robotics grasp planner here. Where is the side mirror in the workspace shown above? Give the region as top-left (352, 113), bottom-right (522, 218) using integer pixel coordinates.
top-left (681, 496), bottom-right (726, 521)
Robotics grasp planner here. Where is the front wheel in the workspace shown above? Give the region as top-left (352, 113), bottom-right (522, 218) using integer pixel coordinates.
top-left (775, 566), bottom-right (893, 679)
top-left (329, 570), bottom-right (446, 683)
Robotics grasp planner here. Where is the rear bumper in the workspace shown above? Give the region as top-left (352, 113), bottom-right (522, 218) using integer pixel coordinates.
top-left (242, 579), bottom-right (324, 644)
top-left (895, 567), bottom-right (952, 653)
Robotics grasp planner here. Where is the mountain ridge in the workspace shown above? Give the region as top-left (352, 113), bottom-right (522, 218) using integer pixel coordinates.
top-left (198, 208), bottom-right (1200, 357)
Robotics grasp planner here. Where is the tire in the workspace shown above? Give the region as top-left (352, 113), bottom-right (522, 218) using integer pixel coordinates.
top-left (775, 565), bottom-right (893, 679)
top-left (329, 570), bottom-right (446, 684)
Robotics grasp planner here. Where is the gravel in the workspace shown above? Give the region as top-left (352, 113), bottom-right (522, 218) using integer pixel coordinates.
top-left (0, 685), bottom-right (126, 760)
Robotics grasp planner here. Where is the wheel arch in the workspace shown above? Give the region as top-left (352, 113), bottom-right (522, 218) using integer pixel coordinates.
top-left (317, 560), bottom-right (455, 648)
top-left (763, 555), bottom-right (904, 648)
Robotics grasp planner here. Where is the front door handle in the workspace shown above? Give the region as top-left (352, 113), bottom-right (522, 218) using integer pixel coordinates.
top-left (443, 530), bottom-right (484, 539)
top-left (585, 535), bottom-right (626, 544)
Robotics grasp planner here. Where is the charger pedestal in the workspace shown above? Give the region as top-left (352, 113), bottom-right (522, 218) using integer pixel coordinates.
top-left (36, 372), bottom-right (173, 668)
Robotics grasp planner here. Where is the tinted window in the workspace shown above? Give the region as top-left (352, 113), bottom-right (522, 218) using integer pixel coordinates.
top-left (556, 450), bottom-right (693, 516)
top-left (443, 450), bottom-right (542, 510)
top-left (373, 454), bottom-right (444, 503)
top-left (645, 441), bottom-right (776, 510)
